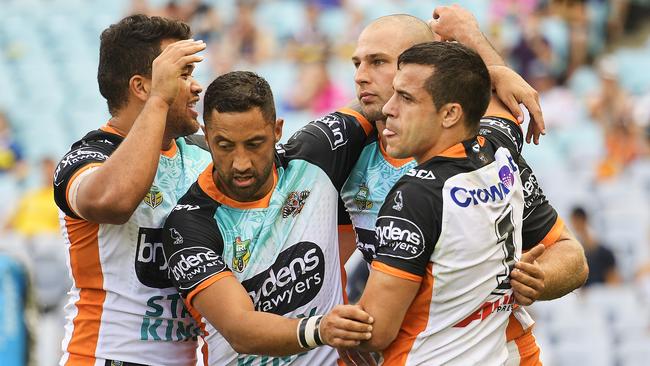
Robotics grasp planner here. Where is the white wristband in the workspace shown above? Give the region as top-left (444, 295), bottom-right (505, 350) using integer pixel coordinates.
top-left (297, 315), bottom-right (324, 349)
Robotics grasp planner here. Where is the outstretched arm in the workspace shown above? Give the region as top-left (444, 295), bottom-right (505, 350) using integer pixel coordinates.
top-left (193, 276), bottom-right (374, 356)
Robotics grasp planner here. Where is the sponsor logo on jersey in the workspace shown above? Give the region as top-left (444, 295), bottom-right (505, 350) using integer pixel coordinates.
top-left (392, 191), bottom-right (403, 211)
top-left (241, 242), bottom-right (325, 314)
top-left (375, 216), bottom-right (425, 259)
top-left (450, 155), bottom-right (518, 208)
top-left (314, 114), bottom-right (347, 150)
top-left (144, 185), bottom-right (163, 209)
top-left (169, 228), bottom-right (184, 245)
top-left (173, 204), bottom-right (200, 211)
top-left (472, 142), bottom-right (481, 152)
top-left (356, 227), bottom-right (378, 262)
top-left (53, 148), bottom-right (109, 186)
top-left (169, 247), bottom-right (228, 290)
top-left (454, 293), bottom-right (514, 328)
top-left (135, 227), bottom-right (173, 288)
top-left (232, 236), bottom-right (251, 272)
top-left (282, 190), bottom-right (310, 218)
top-left (354, 183), bottom-right (373, 210)
top-left (406, 169), bottom-right (436, 180)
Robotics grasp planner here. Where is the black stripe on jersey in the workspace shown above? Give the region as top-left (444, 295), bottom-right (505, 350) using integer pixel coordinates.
top-left (279, 112), bottom-right (371, 191)
top-left (162, 182), bottom-right (230, 299)
top-left (53, 129), bottom-right (124, 219)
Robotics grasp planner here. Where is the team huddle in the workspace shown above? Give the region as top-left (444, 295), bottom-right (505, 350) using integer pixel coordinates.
top-left (53, 5), bottom-right (588, 366)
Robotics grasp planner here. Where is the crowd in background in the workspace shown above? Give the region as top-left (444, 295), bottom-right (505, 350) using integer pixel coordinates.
top-left (1, 0), bottom-right (650, 365)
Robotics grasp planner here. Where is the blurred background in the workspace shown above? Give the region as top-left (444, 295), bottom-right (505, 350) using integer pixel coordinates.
top-left (0, 0), bottom-right (649, 365)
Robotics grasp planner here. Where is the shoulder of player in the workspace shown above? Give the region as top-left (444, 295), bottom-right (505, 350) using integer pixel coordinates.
top-left (478, 116), bottom-right (523, 151)
top-left (166, 182), bottom-right (220, 223)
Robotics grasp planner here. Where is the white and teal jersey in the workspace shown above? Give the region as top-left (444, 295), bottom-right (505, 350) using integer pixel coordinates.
top-left (163, 110), bottom-right (372, 366)
top-left (339, 133), bottom-right (416, 263)
top-left (53, 128), bottom-right (212, 366)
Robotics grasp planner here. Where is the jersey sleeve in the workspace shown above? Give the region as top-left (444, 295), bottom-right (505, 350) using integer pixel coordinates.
top-left (282, 109), bottom-right (373, 190)
top-left (53, 134), bottom-right (119, 219)
top-left (372, 178), bottom-right (440, 280)
top-left (479, 116), bottom-right (524, 156)
top-left (162, 186), bottom-right (232, 303)
top-left (518, 155), bottom-right (564, 250)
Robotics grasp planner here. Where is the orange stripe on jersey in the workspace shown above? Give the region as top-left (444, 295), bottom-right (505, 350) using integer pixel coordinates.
top-left (338, 107), bottom-right (373, 136)
top-left (371, 261), bottom-right (423, 283)
top-left (437, 143), bottom-right (467, 158)
top-left (100, 124), bottom-right (178, 157)
top-left (64, 217), bottom-right (104, 366)
top-left (161, 139), bottom-right (178, 158)
top-left (506, 312), bottom-right (525, 341)
top-left (539, 216), bottom-right (564, 248)
top-left (381, 263), bottom-right (434, 365)
top-left (506, 317), bottom-right (542, 366)
top-left (484, 113), bottom-right (520, 126)
top-left (198, 163), bottom-right (278, 209)
top-left (99, 124), bottom-right (126, 137)
top-left (378, 135), bottom-right (414, 168)
top-left (185, 301), bottom-right (211, 366)
top-left (338, 224), bottom-right (353, 233)
top-left (186, 271), bottom-right (235, 308)
top-left (65, 162), bottom-right (103, 213)
top-left (340, 261), bottom-right (349, 304)
top-left (477, 136), bottom-right (486, 147)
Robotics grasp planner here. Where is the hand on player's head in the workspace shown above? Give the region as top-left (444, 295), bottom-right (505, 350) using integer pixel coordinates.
top-left (150, 39), bottom-right (206, 106)
top-left (430, 5), bottom-right (481, 42)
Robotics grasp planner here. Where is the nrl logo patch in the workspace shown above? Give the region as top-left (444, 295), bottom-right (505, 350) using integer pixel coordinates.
top-left (232, 236), bottom-right (252, 272)
top-left (354, 183), bottom-right (373, 210)
top-left (282, 190), bottom-right (310, 218)
top-left (144, 186), bottom-right (163, 209)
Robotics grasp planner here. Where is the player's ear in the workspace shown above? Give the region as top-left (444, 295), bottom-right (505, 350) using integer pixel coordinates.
top-left (440, 102), bottom-right (462, 129)
top-left (129, 74), bottom-right (150, 103)
top-left (274, 118), bottom-right (284, 143)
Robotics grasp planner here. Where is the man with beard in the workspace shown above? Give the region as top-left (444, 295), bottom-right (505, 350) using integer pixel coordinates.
top-left (53, 15), bottom-right (212, 366)
top-left (162, 71), bottom-right (375, 365)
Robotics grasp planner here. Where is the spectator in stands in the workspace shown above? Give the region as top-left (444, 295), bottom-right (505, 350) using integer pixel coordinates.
top-left (570, 206), bottom-right (622, 287)
top-left (211, 0), bottom-right (275, 73)
top-left (528, 61), bottom-right (579, 130)
top-left (187, 1), bottom-right (223, 43)
top-left (286, 1), bottom-right (330, 62)
top-left (4, 158), bottom-right (59, 237)
top-left (0, 111), bottom-right (26, 180)
top-left (284, 56), bottom-right (349, 116)
top-left (588, 57), bottom-right (641, 179)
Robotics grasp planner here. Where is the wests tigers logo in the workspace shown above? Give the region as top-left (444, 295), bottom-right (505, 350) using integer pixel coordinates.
top-left (282, 190), bottom-right (310, 218)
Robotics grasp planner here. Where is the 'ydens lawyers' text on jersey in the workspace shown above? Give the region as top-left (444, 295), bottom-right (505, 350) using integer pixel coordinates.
top-left (339, 131), bottom-right (415, 263)
top-left (53, 126), bottom-right (212, 366)
top-left (162, 110), bottom-right (372, 366)
top-left (373, 127), bottom-right (527, 365)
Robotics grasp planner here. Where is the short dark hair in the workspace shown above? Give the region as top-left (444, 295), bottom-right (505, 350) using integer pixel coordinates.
top-left (397, 42), bottom-right (491, 131)
top-left (98, 14), bottom-right (191, 115)
top-left (203, 71), bottom-right (276, 126)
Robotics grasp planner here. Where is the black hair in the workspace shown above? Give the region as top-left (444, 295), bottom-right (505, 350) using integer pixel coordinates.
top-left (98, 14), bottom-right (191, 115)
top-left (203, 71), bottom-right (276, 126)
top-left (397, 42), bottom-right (491, 131)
